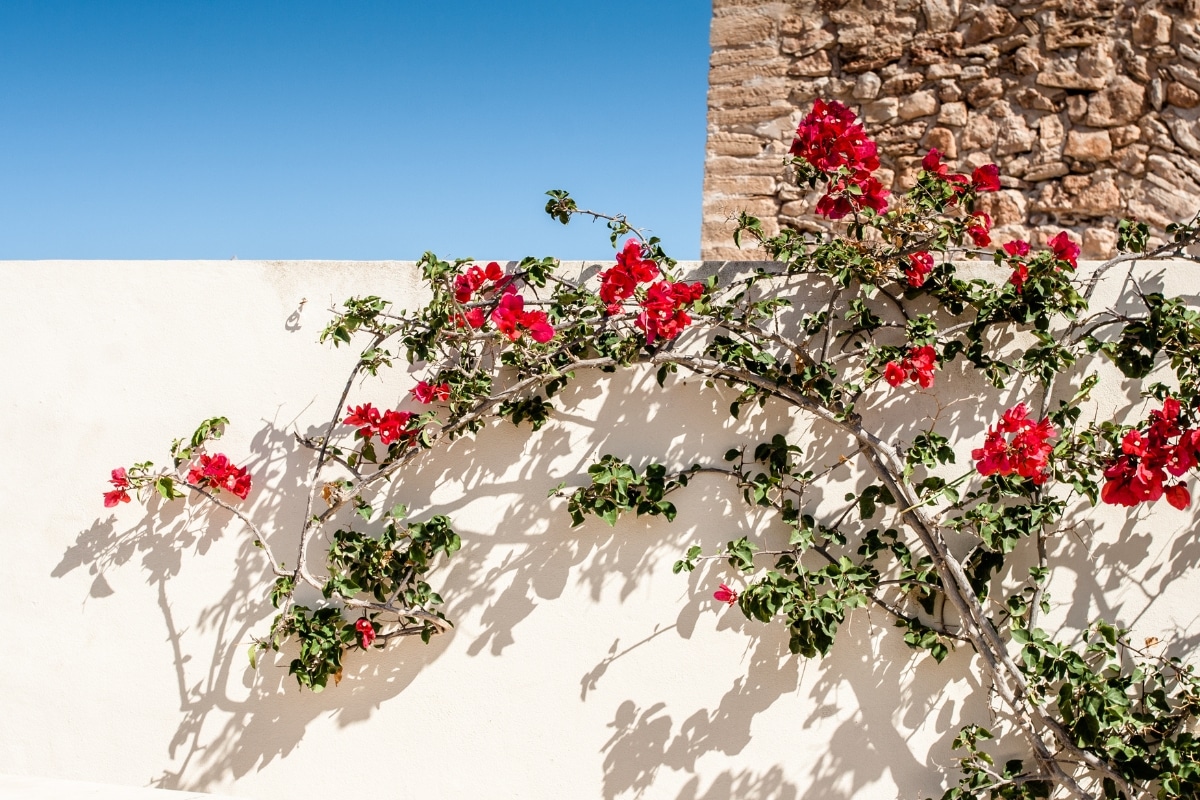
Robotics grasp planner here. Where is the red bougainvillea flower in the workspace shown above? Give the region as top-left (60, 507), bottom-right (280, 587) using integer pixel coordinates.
top-left (452, 307), bottom-right (487, 329)
top-left (815, 172), bottom-right (889, 220)
top-left (713, 583), bottom-right (738, 606)
top-left (344, 403), bottom-right (419, 447)
top-left (411, 381), bottom-right (450, 404)
top-left (1009, 263), bottom-right (1030, 293)
top-left (186, 453), bottom-right (252, 499)
top-left (1101, 398), bottom-right (1198, 509)
top-left (599, 239), bottom-right (661, 314)
top-left (491, 287), bottom-right (555, 343)
top-left (920, 150), bottom-right (998, 203)
top-left (791, 101), bottom-right (888, 219)
top-left (103, 467), bottom-right (132, 507)
top-left (966, 213), bottom-right (992, 248)
top-left (972, 403), bottom-right (1057, 485)
top-left (1003, 240), bottom-right (1030, 257)
top-left (454, 261), bottom-right (506, 303)
top-left (790, 99), bottom-right (879, 174)
top-left (344, 403), bottom-right (382, 438)
top-left (1048, 231), bottom-right (1080, 269)
top-left (884, 345), bottom-right (938, 389)
top-left (376, 410), bottom-right (418, 446)
top-left (635, 280), bottom-right (705, 343)
top-left (922, 148), bottom-right (950, 178)
top-left (904, 251), bottom-right (934, 287)
top-left (355, 618), bottom-right (376, 648)
top-left (971, 164), bottom-right (1001, 192)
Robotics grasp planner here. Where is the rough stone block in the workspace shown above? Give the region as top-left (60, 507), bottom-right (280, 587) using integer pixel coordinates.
top-left (1013, 45), bottom-right (1045, 75)
top-left (1109, 124), bottom-right (1140, 148)
top-left (707, 155), bottom-right (793, 177)
top-left (710, 45), bottom-right (778, 67)
top-left (708, 82), bottom-right (788, 108)
top-left (710, 106), bottom-right (792, 128)
top-left (996, 114), bottom-right (1036, 154)
top-left (788, 50), bottom-right (833, 77)
top-left (1167, 82), bottom-right (1200, 109)
top-left (1081, 228), bottom-right (1118, 258)
top-left (709, 132), bottom-right (767, 157)
top-left (1037, 69), bottom-right (1108, 92)
top-left (1038, 114), bottom-right (1065, 148)
top-left (966, 78), bottom-right (1005, 108)
top-left (923, 126), bottom-right (958, 158)
top-left (854, 72), bottom-right (882, 100)
top-left (962, 113), bottom-right (997, 149)
top-left (899, 90), bottom-right (939, 120)
top-left (864, 98), bottom-right (900, 123)
top-left (922, 0), bottom-right (961, 34)
top-left (1024, 161), bottom-right (1070, 181)
top-left (705, 175), bottom-right (778, 195)
top-left (1133, 10), bottom-right (1173, 48)
top-left (964, 6), bottom-right (1016, 44)
top-left (882, 73), bottom-right (926, 96)
top-left (938, 101), bottom-right (968, 127)
top-left (1066, 95), bottom-right (1089, 124)
top-left (711, 14), bottom-right (776, 47)
top-left (1169, 118), bottom-right (1200, 157)
top-left (927, 63), bottom-right (963, 80)
top-left (1111, 144), bottom-right (1149, 177)
top-left (1168, 64), bottom-right (1200, 93)
top-left (709, 63), bottom-right (789, 85)
top-left (1014, 86), bottom-right (1059, 112)
top-left (1064, 130), bottom-right (1113, 161)
top-left (782, 29), bottom-right (836, 55)
top-left (1085, 77), bottom-right (1146, 127)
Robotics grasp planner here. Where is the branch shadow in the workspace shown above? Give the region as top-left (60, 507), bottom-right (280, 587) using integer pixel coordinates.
top-left (51, 259), bottom-right (1200, 797)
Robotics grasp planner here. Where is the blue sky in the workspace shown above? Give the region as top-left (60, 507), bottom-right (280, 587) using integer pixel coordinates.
top-left (0, 1), bottom-right (711, 260)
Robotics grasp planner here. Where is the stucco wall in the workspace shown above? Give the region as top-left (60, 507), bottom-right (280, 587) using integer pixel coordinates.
top-left (3, 259), bottom-right (1198, 799)
top-left (702, 0), bottom-right (1200, 261)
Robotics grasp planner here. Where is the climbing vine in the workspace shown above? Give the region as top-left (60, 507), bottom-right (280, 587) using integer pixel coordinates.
top-left (105, 100), bottom-right (1200, 799)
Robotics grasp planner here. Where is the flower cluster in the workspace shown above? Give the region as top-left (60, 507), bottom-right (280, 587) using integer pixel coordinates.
top-left (355, 618), bottom-right (376, 648)
top-left (904, 251), bottom-right (934, 288)
top-left (713, 583), bottom-right (738, 606)
top-left (411, 380), bottom-right (450, 404)
top-left (966, 212), bottom-right (992, 248)
top-left (1002, 239), bottom-right (1032, 291)
top-left (972, 403), bottom-right (1057, 485)
top-left (1002, 232), bottom-right (1079, 292)
top-left (187, 453), bottom-right (252, 499)
top-left (454, 261), bottom-right (506, 303)
top-left (103, 467), bottom-right (132, 508)
top-left (599, 240), bottom-right (661, 313)
top-left (884, 345), bottom-right (938, 389)
top-left (790, 99), bottom-right (889, 220)
top-left (920, 149), bottom-right (1001, 199)
top-left (597, 240), bottom-right (704, 343)
top-left (1101, 398), bottom-right (1199, 509)
top-left (815, 172), bottom-right (889, 220)
top-left (635, 280), bottom-right (705, 343)
top-left (492, 287), bottom-right (555, 343)
top-left (1048, 231), bottom-right (1080, 268)
top-left (344, 403), bottom-right (420, 446)
top-left (452, 262), bottom-right (512, 329)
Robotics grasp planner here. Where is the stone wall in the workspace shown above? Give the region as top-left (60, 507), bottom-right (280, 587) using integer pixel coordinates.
top-left (702, 0), bottom-right (1200, 261)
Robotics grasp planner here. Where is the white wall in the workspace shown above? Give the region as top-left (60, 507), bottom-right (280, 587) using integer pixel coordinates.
top-left (3, 259), bottom-right (1197, 799)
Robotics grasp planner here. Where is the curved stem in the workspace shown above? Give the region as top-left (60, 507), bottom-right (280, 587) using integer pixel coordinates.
top-left (182, 481), bottom-right (288, 577)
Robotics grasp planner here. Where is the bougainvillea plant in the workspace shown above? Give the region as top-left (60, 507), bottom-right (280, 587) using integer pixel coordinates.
top-left (105, 100), bottom-right (1200, 799)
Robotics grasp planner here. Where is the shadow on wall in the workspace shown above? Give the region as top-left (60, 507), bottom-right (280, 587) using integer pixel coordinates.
top-left (50, 262), bottom-right (1200, 799)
